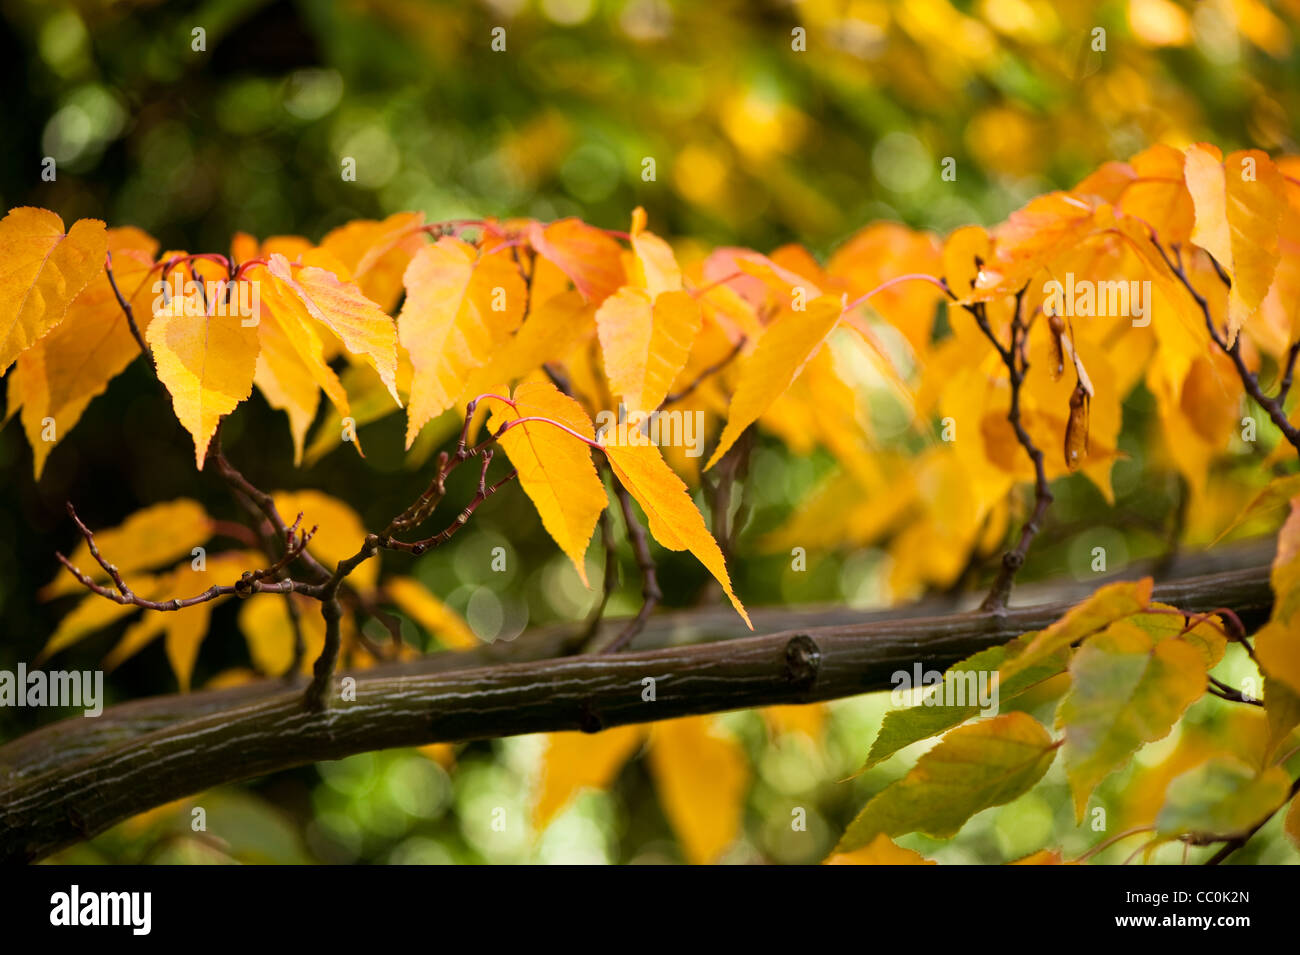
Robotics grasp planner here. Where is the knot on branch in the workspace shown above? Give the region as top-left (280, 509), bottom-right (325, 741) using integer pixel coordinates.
top-left (783, 634), bottom-right (821, 691)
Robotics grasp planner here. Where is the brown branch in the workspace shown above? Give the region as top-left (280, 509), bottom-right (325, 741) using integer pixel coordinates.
top-left (581, 506), bottom-right (620, 643)
top-left (104, 251), bottom-right (148, 356)
top-left (964, 289), bottom-right (1053, 611)
top-left (0, 563), bottom-right (1275, 863)
top-left (1155, 240), bottom-right (1300, 454)
top-left (598, 478), bottom-right (662, 653)
top-left (1203, 773), bottom-right (1300, 864)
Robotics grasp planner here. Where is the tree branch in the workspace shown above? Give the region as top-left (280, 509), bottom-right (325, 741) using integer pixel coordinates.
top-left (0, 563), bottom-right (1274, 863)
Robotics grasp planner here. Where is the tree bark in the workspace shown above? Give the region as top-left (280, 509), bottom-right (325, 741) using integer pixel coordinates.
top-left (0, 563), bottom-right (1273, 863)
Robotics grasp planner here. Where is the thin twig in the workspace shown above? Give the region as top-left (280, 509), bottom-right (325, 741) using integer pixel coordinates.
top-left (600, 479), bottom-right (662, 653)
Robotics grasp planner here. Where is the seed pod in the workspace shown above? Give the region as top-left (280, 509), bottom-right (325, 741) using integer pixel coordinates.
top-left (1065, 382), bottom-right (1090, 471)
top-left (1048, 313), bottom-right (1067, 381)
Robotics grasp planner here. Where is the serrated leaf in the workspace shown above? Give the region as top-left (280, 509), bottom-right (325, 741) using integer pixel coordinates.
top-left (488, 379), bottom-right (606, 585)
top-left (398, 237), bottom-right (524, 446)
top-left (0, 207), bottom-right (108, 373)
top-left (864, 636), bottom-right (1069, 769)
top-left (1155, 757), bottom-right (1292, 839)
top-left (705, 293), bottom-right (843, 470)
top-left (527, 218), bottom-right (625, 304)
top-left (836, 712), bottom-right (1058, 852)
top-left (602, 440), bottom-right (750, 627)
top-left (596, 287), bottom-right (702, 414)
top-left (1000, 578), bottom-right (1153, 679)
top-left (147, 295), bottom-right (261, 468)
top-left (268, 253), bottom-right (400, 406)
top-left (1057, 620), bottom-right (1206, 820)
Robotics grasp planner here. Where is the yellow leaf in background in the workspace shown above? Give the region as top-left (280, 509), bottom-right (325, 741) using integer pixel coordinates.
top-left (762, 703), bottom-right (827, 742)
top-left (527, 217), bottom-right (625, 304)
top-left (237, 593), bottom-right (326, 676)
top-left (629, 207), bottom-right (681, 299)
top-left (823, 834), bottom-right (935, 865)
top-left (533, 725), bottom-right (645, 829)
top-left (941, 225), bottom-right (992, 299)
top-left (1001, 578), bottom-right (1153, 679)
top-left (14, 230), bottom-right (156, 477)
top-left (705, 293), bottom-right (843, 469)
top-left (1008, 849), bottom-right (1072, 864)
top-left (1256, 621), bottom-right (1300, 698)
top-left (271, 489), bottom-right (377, 591)
top-left (596, 286), bottom-right (702, 413)
top-left (268, 253), bottom-right (400, 405)
top-left (147, 298), bottom-right (260, 468)
top-left (1119, 143), bottom-right (1195, 245)
top-left (385, 576), bottom-right (477, 649)
top-left (604, 440), bottom-right (751, 627)
top-left (488, 379), bottom-right (607, 585)
top-left (41, 498), bottom-right (214, 599)
top-left (646, 716), bottom-right (749, 864)
top-left (0, 207), bottom-right (107, 373)
top-left (398, 237), bottom-right (524, 446)
top-left (37, 573), bottom-right (169, 663)
top-left (1184, 144), bottom-right (1284, 341)
top-left (1155, 757), bottom-right (1291, 839)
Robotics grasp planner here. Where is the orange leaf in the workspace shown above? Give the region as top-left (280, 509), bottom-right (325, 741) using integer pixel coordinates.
top-left (528, 218), bottom-right (625, 304)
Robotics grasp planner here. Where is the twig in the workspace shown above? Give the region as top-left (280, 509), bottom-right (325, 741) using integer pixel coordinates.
top-left (1203, 774), bottom-right (1300, 864)
top-left (105, 251), bottom-right (148, 356)
top-left (599, 479), bottom-right (662, 653)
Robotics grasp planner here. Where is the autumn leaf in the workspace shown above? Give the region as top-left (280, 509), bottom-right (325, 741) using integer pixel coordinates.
top-left (147, 292), bottom-right (261, 468)
top-left (864, 636), bottom-right (1069, 769)
top-left (398, 237), bottom-right (524, 446)
top-left (1057, 620), bottom-right (1207, 820)
top-left (1155, 757), bottom-right (1292, 839)
top-left (646, 716), bottom-right (749, 864)
top-left (837, 712), bottom-right (1058, 852)
top-left (533, 725), bottom-right (645, 829)
top-left (705, 293), bottom-right (843, 469)
top-left (595, 286), bottom-right (702, 414)
top-left (1000, 578), bottom-right (1154, 679)
top-left (1184, 144), bottom-right (1284, 342)
top-left (268, 253), bottom-right (400, 405)
top-left (0, 207), bottom-right (107, 374)
top-left (823, 834), bottom-right (935, 865)
top-left (527, 218), bottom-right (625, 304)
top-left (488, 379), bottom-right (607, 584)
top-left (603, 440), bottom-right (751, 627)
top-left (271, 489), bottom-right (378, 591)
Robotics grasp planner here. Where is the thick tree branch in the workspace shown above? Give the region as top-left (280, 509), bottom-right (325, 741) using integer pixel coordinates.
top-left (0, 563), bottom-right (1274, 863)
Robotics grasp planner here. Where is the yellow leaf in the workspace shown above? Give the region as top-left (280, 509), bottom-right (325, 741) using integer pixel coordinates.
top-left (460, 289), bottom-right (596, 402)
top-left (0, 207), bottom-right (107, 373)
top-left (318, 211), bottom-right (425, 313)
top-left (38, 574), bottom-right (169, 662)
top-left (646, 716), bottom-right (749, 864)
top-left (629, 207), bottom-right (682, 299)
top-left (237, 593), bottom-right (325, 676)
top-left (14, 231), bottom-right (156, 477)
top-left (398, 237), bottom-right (524, 446)
top-left (596, 286), bottom-right (702, 414)
top-left (1001, 578), bottom-right (1154, 679)
top-left (762, 703), bottom-right (827, 742)
top-left (1184, 145), bottom-right (1284, 341)
top-left (527, 218), bottom-right (625, 304)
top-left (488, 380), bottom-right (607, 584)
top-left (271, 489), bottom-right (378, 591)
top-left (268, 253), bottom-right (400, 405)
top-left (385, 576), bottom-right (478, 649)
top-left (533, 726), bottom-right (645, 829)
top-left (41, 499), bottom-right (214, 599)
top-left (705, 293), bottom-right (843, 469)
top-left (823, 834), bottom-right (935, 865)
top-left (603, 440), bottom-right (751, 627)
top-left (147, 295), bottom-right (261, 468)
top-left (1256, 620), bottom-right (1300, 698)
